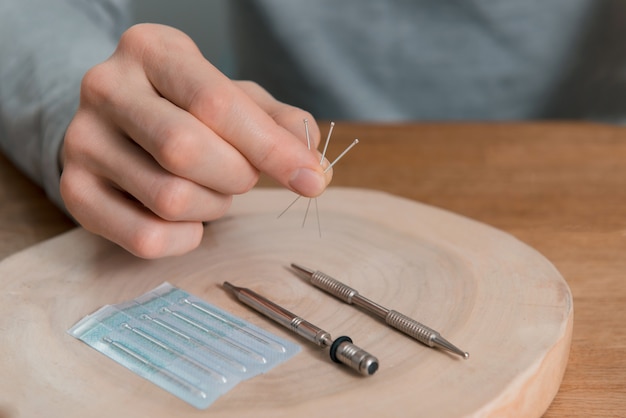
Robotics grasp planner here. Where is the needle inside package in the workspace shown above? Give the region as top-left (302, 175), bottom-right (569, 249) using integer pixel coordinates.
top-left (68, 283), bottom-right (300, 409)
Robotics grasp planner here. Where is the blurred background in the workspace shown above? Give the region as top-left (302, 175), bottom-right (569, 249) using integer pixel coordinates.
top-left (134, 0), bottom-right (234, 75)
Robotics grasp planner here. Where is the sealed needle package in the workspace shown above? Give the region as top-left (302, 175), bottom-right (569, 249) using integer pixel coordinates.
top-left (68, 283), bottom-right (300, 409)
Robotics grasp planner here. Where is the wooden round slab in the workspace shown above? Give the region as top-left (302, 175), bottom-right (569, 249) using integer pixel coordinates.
top-left (0, 188), bottom-right (572, 417)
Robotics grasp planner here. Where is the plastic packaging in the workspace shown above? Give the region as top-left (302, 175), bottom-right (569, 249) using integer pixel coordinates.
top-left (69, 283), bottom-right (300, 409)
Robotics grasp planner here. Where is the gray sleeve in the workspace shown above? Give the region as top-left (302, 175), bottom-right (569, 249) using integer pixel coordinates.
top-left (0, 0), bottom-right (132, 211)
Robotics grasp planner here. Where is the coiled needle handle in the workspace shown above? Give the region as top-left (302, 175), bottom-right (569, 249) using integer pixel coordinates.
top-left (222, 282), bottom-right (379, 376)
top-left (291, 264), bottom-right (469, 360)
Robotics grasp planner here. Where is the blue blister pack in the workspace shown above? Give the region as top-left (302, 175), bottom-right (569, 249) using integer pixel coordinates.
top-left (69, 283), bottom-right (300, 409)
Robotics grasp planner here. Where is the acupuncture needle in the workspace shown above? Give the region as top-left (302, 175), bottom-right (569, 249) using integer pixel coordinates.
top-left (301, 119), bottom-right (315, 231)
top-left (121, 323), bottom-right (227, 383)
top-left (180, 297), bottom-right (287, 353)
top-left (284, 119), bottom-right (316, 231)
top-left (140, 314), bottom-right (247, 372)
top-left (161, 307), bottom-right (267, 364)
top-left (311, 122), bottom-right (335, 234)
top-left (277, 136), bottom-right (359, 220)
top-left (305, 121), bottom-right (334, 234)
top-left (103, 337), bottom-right (208, 400)
top-left (277, 121), bottom-right (355, 218)
top-left (321, 121), bottom-right (335, 165)
top-left (290, 264), bottom-right (470, 359)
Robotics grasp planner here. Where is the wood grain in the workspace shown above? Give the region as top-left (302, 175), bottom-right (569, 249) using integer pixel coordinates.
top-left (1, 122), bottom-right (626, 416)
top-left (0, 188), bottom-right (571, 417)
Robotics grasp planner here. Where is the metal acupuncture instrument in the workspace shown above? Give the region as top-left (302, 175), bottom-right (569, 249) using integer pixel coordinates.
top-left (179, 297), bottom-right (287, 353)
top-left (222, 281), bottom-right (379, 376)
top-left (290, 264), bottom-right (470, 359)
top-left (102, 337), bottom-right (209, 400)
top-left (302, 119), bottom-right (321, 233)
top-left (159, 306), bottom-right (267, 364)
top-left (140, 313), bottom-right (248, 372)
top-left (277, 120), bottom-right (359, 236)
top-left (120, 322), bottom-right (228, 383)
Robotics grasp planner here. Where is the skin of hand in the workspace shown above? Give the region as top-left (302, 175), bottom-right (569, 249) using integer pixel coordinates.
top-left (60, 23), bottom-right (331, 259)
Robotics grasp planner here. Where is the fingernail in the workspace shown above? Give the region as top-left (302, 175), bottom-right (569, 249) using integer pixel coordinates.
top-left (289, 168), bottom-right (325, 197)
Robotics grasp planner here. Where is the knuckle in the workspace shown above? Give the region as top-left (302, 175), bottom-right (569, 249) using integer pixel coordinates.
top-left (63, 113), bottom-right (92, 155)
top-left (252, 137), bottom-right (279, 171)
top-left (151, 177), bottom-right (194, 221)
top-left (274, 105), bottom-right (308, 122)
top-left (153, 127), bottom-right (198, 172)
top-left (80, 63), bottom-right (116, 106)
top-left (59, 167), bottom-right (87, 214)
top-left (62, 120), bottom-right (83, 158)
top-left (63, 113), bottom-right (104, 168)
top-left (120, 24), bottom-right (196, 55)
top-left (150, 177), bottom-right (237, 222)
top-left (126, 218), bottom-right (204, 259)
top-left (206, 194), bottom-right (233, 220)
top-left (126, 223), bottom-right (170, 259)
top-left (229, 169), bottom-right (259, 195)
top-left (118, 24), bottom-right (154, 52)
top-left (236, 80), bottom-right (264, 95)
top-left (187, 84), bottom-right (235, 126)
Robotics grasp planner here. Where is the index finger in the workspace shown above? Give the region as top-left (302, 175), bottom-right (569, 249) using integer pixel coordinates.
top-left (126, 25), bottom-right (328, 197)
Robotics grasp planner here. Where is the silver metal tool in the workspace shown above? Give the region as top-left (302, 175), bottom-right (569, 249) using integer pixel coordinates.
top-left (290, 263), bottom-right (469, 359)
top-left (222, 281), bottom-right (379, 376)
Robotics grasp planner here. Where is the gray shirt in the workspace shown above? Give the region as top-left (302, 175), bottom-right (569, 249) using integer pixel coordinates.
top-left (1, 0), bottom-right (624, 210)
top-left (0, 0), bottom-right (130, 210)
top-left (233, 0), bottom-right (626, 121)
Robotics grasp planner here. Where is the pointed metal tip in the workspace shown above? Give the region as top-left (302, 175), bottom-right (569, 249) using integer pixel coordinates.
top-left (432, 335), bottom-right (469, 360)
top-left (290, 263), bottom-right (315, 278)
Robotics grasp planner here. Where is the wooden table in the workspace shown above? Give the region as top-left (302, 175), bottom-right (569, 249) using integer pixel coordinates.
top-left (1, 122), bottom-right (625, 416)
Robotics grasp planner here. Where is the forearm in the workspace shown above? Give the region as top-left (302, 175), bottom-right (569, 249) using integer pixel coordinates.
top-left (0, 0), bottom-right (131, 210)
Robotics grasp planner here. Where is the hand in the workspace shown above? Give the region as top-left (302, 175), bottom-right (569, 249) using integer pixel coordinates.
top-left (60, 24), bottom-right (330, 258)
